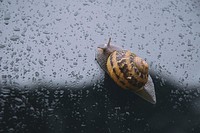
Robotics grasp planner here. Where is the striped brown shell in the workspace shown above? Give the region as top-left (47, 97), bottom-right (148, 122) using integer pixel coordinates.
top-left (106, 50), bottom-right (149, 92)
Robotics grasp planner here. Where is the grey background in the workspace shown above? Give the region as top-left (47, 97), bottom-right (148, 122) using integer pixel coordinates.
top-left (1, 0), bottom-right (200, 90)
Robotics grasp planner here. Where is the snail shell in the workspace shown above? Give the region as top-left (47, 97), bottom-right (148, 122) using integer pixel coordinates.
top-left (96, 38), bottom-right (156, 104)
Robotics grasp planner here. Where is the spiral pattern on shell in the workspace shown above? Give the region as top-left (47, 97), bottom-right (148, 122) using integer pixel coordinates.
top-left (106, 50), bottom-right (149, 92)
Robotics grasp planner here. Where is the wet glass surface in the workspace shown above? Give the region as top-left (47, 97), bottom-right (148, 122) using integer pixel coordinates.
top-left (0, 0), bottom-right (200, 132)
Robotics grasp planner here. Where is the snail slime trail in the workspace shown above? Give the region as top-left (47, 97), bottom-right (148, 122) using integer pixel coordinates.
top-left (95, 38), bottom-right (156, 104)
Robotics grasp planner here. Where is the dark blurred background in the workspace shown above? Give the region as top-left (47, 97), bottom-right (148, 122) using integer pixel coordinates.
top-left (0, 0), bottom-right (200, 133)
top-left (1, 77), bottom-right (200, 133)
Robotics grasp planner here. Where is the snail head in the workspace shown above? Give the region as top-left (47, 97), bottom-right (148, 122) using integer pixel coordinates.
top-left (97, 38), bottom-right (111, 52)
top-left (97, 38), bottom-right (122, 56)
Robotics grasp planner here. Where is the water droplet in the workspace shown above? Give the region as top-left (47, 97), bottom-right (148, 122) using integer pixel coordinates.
top-left (78, 75), bottom-right (83, 80)
top-left (39, 59), bottom-right (44, 65)
top-left (21, 16), bottom-right (26, 20)
top-left (1, 87), bottom-right (10, 94)
top-left (179, 33), bottom-right (184, 39)
top-left (89, 0), bottom-right (95, 3)
top-left (15, 97), bottom-right (23, 103)
top-left (43, 31), bottom-right (50, 34)
top-left (46, 35), bottom-right (50, 40)
top-left (74, 11), bottom-right (79, 16)
top-left (179, 97), bottom-right (183, 102)
top-left (26, 46), bottom-right (31, 51)
top-left (21, 32), bottom-right (26, 37)
top-left (13, 27), bottom-right (20, 31)
top-left (10, 35), bottom-right (19, 41)
top-left (0, 44), bottom-right (5, 48)
top-left (3, 65), bottom-right (8, 70)
top-left (35, 72), bottom-right (39, 77)
top-left (4, 12), bottom-right (11, 20)
top-left (73, 62), bottom-right (77, 65)
top-left (78, 54), bottom-right (82, 57)
top-left (4, 20), bottom-right (9, 25)
top-left (53, 72), bottom-right (57, 75)
top-left (13, 67), bottom-right (19, 72)
top-left (67, 42), bottom-right (71, 46)
top-left (8, 128), bottom-right (14, 132)
top-left (56, 18), bottom-right (61, 21)
top-left (40, 39), bottom-right (44, 43)
top-left (178, 15), bottom-right (184, 21)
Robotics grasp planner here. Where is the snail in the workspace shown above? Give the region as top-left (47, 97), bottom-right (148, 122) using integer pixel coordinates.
top-left (95, 38), bottom-right (156, 104)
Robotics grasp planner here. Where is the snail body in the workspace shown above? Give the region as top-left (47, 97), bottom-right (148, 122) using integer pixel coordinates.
top-left (96, 38), bottom-right (156, 104)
